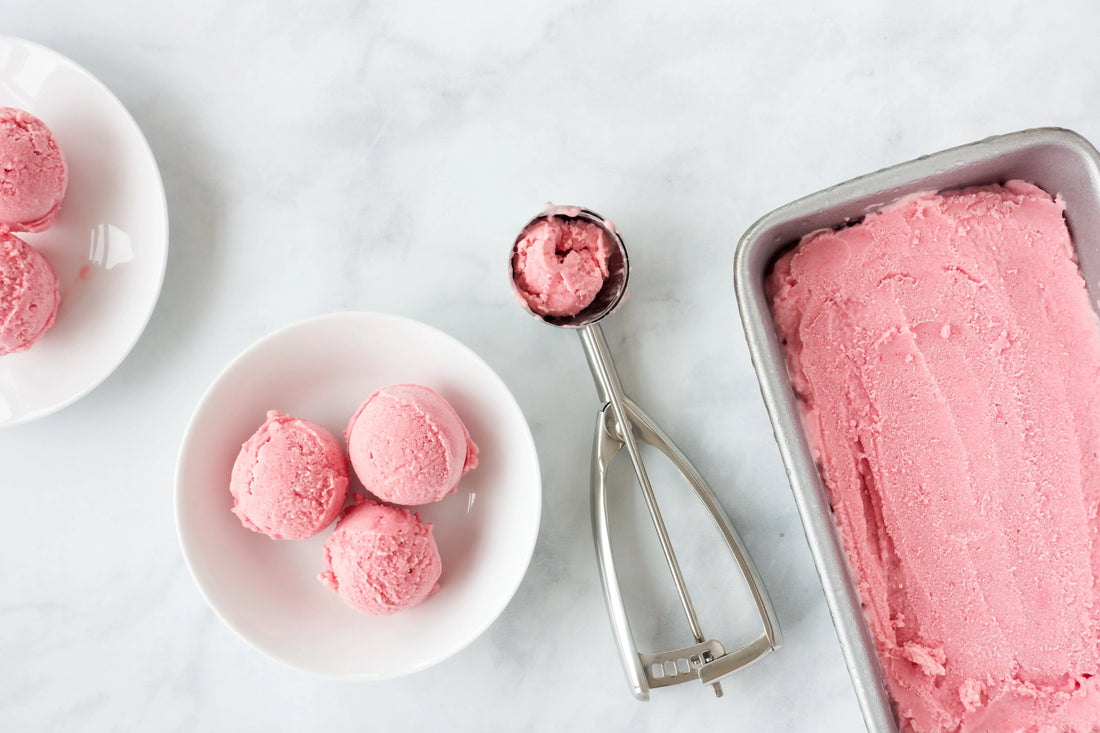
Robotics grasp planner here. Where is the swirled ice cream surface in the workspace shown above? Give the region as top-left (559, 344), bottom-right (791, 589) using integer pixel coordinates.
top-left (768, 181), bottom-right (1100, 733)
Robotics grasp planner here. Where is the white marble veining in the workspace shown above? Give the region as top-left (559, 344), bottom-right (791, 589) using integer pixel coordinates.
top-left (4, 1), bottom-right (1100, 730)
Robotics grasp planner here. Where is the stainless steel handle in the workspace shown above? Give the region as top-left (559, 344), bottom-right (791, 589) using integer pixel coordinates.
top-left (579, 324), bottom-right (706, 643)
top-left (581, 324), bottom-right (781, 699)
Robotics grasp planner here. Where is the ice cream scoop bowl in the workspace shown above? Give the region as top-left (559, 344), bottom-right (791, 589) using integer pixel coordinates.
top-left (510, 207), bottom-right (781, 699)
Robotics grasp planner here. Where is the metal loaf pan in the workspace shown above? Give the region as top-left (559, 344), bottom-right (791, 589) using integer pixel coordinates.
top-left (732, 128), bottom-right (1100, 733)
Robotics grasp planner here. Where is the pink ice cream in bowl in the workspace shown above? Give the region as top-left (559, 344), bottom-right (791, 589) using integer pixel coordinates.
top-left (344, 383), bottom-right (479, 506)
top-left (0, 231), bottom-right (60, 355)
top-left (229, 410), bottom-right (349, 540)
top-left (319, 497), bottom-right (443, 616)
top-left (175, 311), bottom-right (541, 681)
top-left (0, 106), bottom-right (67, 233)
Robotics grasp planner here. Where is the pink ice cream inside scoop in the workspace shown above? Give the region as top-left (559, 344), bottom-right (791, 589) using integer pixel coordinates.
top-left (318, 498), bottom-right (442, 616)
top-left (769, 181), bottom-right (1100, 733)
top-left (0, 107), bottom-right (67, 233)
top-left (345, 384), bottom-right (478, 506)
top-left (0, 231), bottom-right (60, 355)
top-left (229, 410), bottom-right (349, 540)
top-left (512, 215), bottom-right (612, 317)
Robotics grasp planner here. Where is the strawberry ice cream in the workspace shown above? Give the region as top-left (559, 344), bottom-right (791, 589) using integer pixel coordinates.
top-left (0, 231), bottom-right (60, 355)
top-left (345, 384), bottom-right (478, 505)
top-left (0, 107), bottom-right (67, 233)
top-left (768, 181), bottom-right (1100, 732)
top-left (229, 411), bottom-right (349, 540)
top-left (319, 498), bottom-right (442, 616)
top-left (512, 212), bottom-right (612, 317)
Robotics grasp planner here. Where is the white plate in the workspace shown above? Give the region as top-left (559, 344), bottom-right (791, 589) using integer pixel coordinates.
top-left (175, 312), bottom-right (542, 679)
top-left (0, 36), bottom-right (168, 426)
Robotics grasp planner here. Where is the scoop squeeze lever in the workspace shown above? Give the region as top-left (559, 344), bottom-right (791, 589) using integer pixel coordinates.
top-left (510, 206), bottom-right (781, 699)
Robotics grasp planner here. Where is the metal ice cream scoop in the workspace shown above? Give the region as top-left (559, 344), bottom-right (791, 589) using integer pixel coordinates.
top-left (510, 205), bottom-right (781, 699)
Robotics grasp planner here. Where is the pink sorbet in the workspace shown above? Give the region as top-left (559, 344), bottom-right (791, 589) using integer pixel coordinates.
top-left (319, 498), bottom-right (442, 616)
top-left (345, 384), bottom-right (478, 505)
top-left (229, 410), bottom-right (349, 540)
top-left (0, 107), bottom-right (67, 232)
top-left (512, 214), bottom-right (611, 317)
top-left (0, 231), bottom-right (59, 355)
top-left (768, 181), bottom-right (1100, 733)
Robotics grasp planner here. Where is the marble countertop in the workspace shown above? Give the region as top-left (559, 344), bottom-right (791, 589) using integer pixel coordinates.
top-left (5, 1), bottom-right (1100, 730)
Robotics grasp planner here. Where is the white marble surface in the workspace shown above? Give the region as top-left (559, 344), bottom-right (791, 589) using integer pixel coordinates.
top-left (4, 1), bottom-right (1100, 730)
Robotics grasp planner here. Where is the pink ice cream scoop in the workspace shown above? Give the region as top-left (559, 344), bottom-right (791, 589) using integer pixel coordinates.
top-left (512, 209), bottom-right (613, 317)
top-left (229, 410), bottom-right (349, 540)
top-left (345, 384), bottom-right (478, 506)
top-left (0, 107), bottom-right (67, 233)
top-left (319, 498), bottom-right (442, 616)
top-left (0, 231), bottom-right (60, 355)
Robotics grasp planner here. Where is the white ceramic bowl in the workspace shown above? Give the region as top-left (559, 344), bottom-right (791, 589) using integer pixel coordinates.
top-left (0, 36), bottom-right (168, 426)
top-left (175, 312), bottom-right (542, 679)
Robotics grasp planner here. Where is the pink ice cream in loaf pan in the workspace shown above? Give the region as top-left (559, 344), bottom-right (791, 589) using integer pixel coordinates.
top-left (734, 129), bottom-right (1100, 733)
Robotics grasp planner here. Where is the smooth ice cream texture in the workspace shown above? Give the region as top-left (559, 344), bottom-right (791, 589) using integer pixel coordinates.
top-left (0, 231), bottom-right (59, 355)
top-left (0, 107), bottom-right (67, 232)
top-left (319, 498), bottom-right (442, 616)
top-left (229, 411), bottom-right (349, 540)
top-left (512, 214), bottom-right (612, 317)
top-left (768, 181), bottom-right (1100, 732)
top-left (345, 384), bottom-right (478, 506)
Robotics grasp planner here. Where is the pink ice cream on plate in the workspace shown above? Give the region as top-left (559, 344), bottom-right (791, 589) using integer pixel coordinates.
top-left (345, 384), bottom-right (478, 506)
top-left (768, 181), bottom-right (1100, 732)
top-left (0, 231), bottom-right (60, 355)
top-left (512, 213), bottom-right (612, 317)
top-left (319, 498), bottom-right (442, 616)
top-left (0, 107), bottom-right (67, 233)
top-left (229, 411), bottom-right (349, 540)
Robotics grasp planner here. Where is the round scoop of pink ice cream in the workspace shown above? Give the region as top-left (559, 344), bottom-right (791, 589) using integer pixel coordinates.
top-left (512, 215), bottom-right (612, 317)
top-left (0, 107), bottom-right (67, 233)
top-left (345, 384), bottom-right (479, 506)
top-left (319, 498), bottom-right (442, 616)
top-left (0, 231), bottom-right (60, 355)
top-left (229, 410), bottom-right (349, 540)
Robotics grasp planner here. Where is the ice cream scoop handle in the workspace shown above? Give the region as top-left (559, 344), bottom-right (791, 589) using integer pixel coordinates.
top-left (581, 323), bottom-right (782, 699)
top-left (579, 324), bottom-right (706, 642)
